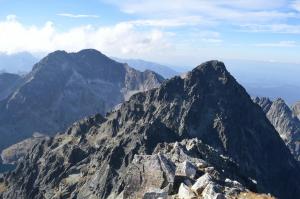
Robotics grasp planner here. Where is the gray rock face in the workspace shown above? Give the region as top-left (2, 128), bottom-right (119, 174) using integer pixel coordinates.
top-left (292, 101), bottom-right (300, 120)
top-left (0, 61), bottom-right (299, 199)
top-left (254, 97), bottom-right (300, 161)
top-left (1, 133), bottom-right (49, 164)
top-left (0, 73), bottom-right (22, 100)
top-left (0, 49), bottom-right (164, 151)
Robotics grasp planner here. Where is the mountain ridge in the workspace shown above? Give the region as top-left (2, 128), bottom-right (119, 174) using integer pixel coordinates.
top-left (1, 60), bottom-right (299, 199)
top-left (0, 49), bottom-right (164, 151)
top-left (254, 97), bottom-right (300, 161)
top-left (113, 57), bottom-right (179, 78)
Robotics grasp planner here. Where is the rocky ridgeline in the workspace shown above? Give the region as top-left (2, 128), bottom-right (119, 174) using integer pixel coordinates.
top-left (0, 49), bottom-right (163, 151)
top-left (0, 61), bottom-right (299, 199)
top-left (254, 97), bottom-right (300, 161)
top-left (292, 101), bottom-right (300, 120)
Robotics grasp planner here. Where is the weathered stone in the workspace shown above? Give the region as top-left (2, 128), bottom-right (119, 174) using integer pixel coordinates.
top-left (178, 183), bottom-right (197, 199)
top-left (191, 173), bottom-right (213, 194)
top-left (143, 189), bottom-right (168, 199)
top-left (176, 161), bottom-right (197, 179)
top-left (123, 154), bottom-right (175, 199)
top-left (202, 182), bottom-right (223, 199)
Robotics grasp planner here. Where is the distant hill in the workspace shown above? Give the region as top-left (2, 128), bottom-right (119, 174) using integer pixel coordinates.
top-left (113, 57), bottom-right (178, 78)
top-left (0, 52), bottom-right (38, 74)
top-left (0, 73), bottom-right (22, 100)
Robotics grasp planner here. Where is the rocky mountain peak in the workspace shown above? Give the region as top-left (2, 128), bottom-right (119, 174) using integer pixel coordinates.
top-left (0, 49), bottom-right (164, 151)
top-left (292, 101), bottom-right (300, 120)
top-left (102, 61), bottom-right (300, 197)
top-left (253, 97), bottom-right (272, 112)
top-left (186, 60), bottom-right (228, 83)
top-left (254, 97), bottom-right (300, 161)
top-left (194, 60), bottom-right (226, 72)
top-left (1, 61), bottom-right (300, 199)
top-left (271, 98), bottom-right (293, 115)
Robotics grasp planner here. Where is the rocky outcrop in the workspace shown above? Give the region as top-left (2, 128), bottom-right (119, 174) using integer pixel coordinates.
top-left (292, 101), bottom-right (300, 120)
top-left (254, 97), bottom-right (300, 161)
top-left (0, 49), bottom-right (163, 151)
top-left (0, 61), bottom-right (299, 199)
top-left (1, 133), bottom-right (49, 165)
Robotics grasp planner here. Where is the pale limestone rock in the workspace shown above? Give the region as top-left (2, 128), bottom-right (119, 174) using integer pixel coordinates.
top-left (191, 173), bottom-right (212, 194)
top-left (178, 183), bottom-right (197, 199)
top-left (176, 161), bottom-right (197, 179)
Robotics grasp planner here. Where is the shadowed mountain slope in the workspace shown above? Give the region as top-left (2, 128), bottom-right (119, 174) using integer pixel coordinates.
top-left (0, 49), bottom-right (164, 150)
top-left (1, 61), bottom-right (299, 199)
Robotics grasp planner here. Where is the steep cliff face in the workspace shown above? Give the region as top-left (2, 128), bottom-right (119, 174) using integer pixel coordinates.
top-left (1, 61), bottom-right (299, 199)
top-left (254, 97), bottom-right (300, 161)
top-left (292, 101), bottom-right (300, 120)
top-left (0, 49), bottom-right (163, 151)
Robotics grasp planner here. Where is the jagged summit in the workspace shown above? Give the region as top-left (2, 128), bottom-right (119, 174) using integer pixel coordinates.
top-left (194, 60), bottom-right (226, 71)
top-left (1, 61), bottom-right (299, 199)
top-left (292, 101), bottom-right (300, 120)
top-left (184, 60), bottom-right (228, 81)
top-left (0, 49), bottom-right (164, 151)
top-left (76, 48), bottom-right (108, 57)
top-left (255, 97), bottom-right (300, 161)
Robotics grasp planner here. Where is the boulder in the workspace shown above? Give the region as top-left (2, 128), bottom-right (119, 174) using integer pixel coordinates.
top-left (178, 183), bottom-right (197, 199)
top-left (176, 161), bottom-right (197, 179)
top-left (123, 154), bottom-right (175, 198)
top-left (191, 173), bottom-right (213, 194)
top-left (202, 182), bottom-right (224, 199)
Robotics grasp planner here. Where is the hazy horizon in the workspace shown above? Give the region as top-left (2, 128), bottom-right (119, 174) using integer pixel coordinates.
top-left (1, 0), bottom-right (300, 66)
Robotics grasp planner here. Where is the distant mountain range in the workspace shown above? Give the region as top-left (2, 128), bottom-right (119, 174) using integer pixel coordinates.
top-left (113, 57), bottom-right (179, 78)
top-left (254, 97), bottom-right (300, 161)
top-left (0, 52), bottom-right (38, 74)
top-left (1, 61), bottom-right (299, 199)
top-left (0, 73), bottom-right (22, 101)
top-left (1, 52), bottom-right (299, 104)
top-left (0, 49), bottom-right (163, 151)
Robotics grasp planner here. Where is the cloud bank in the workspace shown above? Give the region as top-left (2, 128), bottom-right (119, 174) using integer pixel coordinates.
top-left (57, 13), bottom-right (99, 18)
top-left (0, 16), bottom-right (170, 56)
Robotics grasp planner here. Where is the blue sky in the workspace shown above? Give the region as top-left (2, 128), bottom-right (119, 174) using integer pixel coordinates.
top-left (0, 0), bottom-right (300, 66)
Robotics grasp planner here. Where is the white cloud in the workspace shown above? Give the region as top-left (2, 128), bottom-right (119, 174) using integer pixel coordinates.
top-left (0, 16), bottom-right (171, 55)
top-left (241, 24), bottom-right (300, 34)
top-left (6, 14), bottom-right (17, 21)
top-left (254, 41), bottom-right (297, 47)
top-left (291, 0), bottom-right (300, 12)
top-left (107, 0), bottom-right (287, 14)
top-left (57, 13), bottom-right (99, 18)
top-left (201, 38), bottom-right (223, 43)
top-left (105, 0), bottom-right (296, 24)
top-left (125, 16), bottom-right (212, 27)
